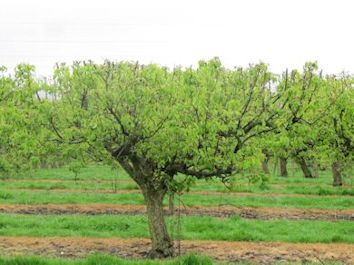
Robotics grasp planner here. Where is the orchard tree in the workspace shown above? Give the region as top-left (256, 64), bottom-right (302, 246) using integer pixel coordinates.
top-left (33, 59), bottom-right (280, 257)
top-left (315, 75), bottom-right (354, 186)
top-left (0, 65), bottom-right (45, 174)
top-left (0, 66), bottom-right (14, 173)
top-left (272, 63), bottom-right (330, 178)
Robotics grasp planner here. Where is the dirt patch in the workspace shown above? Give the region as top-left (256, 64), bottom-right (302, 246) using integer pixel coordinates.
top-left (0, 204), bottom-right (352, 221)
top-left (0, 236), bottom-right (353, 264)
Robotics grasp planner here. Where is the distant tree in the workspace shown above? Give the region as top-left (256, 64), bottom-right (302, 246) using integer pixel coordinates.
top-left (0, 65), bottom-right (45, 174)
top-left (0, 66), bottom-right (15, 173)
top-left (315, 75), bottom-right (354, 186)
top-left (271, 63), bottom-right (329, 178)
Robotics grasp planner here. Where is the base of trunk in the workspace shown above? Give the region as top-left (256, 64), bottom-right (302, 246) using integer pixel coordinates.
top-left (147, 244), bottom-right (175, 258)
top-left (262, 161), bottom-right (270, 174)
top-left (142, 186), bottom-right (174, 258)
top-left (333, 181), bottom-right (343, 187)
top-left (298, 158), bottom-right (315, 178)
top-left (332, 162), bottom-right (343, 187)
top-left (279, 157), bottom-right (288, 177)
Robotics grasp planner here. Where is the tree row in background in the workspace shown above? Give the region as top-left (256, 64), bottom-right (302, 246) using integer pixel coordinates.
top-left (0, 58), bottom-right (353, 257)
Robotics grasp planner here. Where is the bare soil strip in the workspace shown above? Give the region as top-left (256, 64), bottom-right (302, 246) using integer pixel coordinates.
top-left (0, 204), bottom-right (353, 221)
top-left (10, 187), bottom-right (354, 199)
top-left (0, 236), bottom-right (353, 264)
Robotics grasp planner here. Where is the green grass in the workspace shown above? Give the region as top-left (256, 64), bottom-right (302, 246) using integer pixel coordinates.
top-left (1, 166), bottom-right (130, 181)
top-left (0, 255), bottom-right (346, 265)
top-left (1, 165), bottom-right (353, 211)
top-left (0, 165), bottom-right (353, 264)
top-left (1, 189), bottom-right (353, 209)
top-left (191, 181), bottom-right (354, 196)
top-left (0, 180), bottom-right (139, 192)
top-left (0, 188), bottom-right (353, 210)
top-left (0, 254), bottom-right (214, 265)
top-left (0, 214), bottom-right (353, 244)
top-left (1, 165), bottom-right (352, 198)
top-left (1, 178), bottom-right (353, 197)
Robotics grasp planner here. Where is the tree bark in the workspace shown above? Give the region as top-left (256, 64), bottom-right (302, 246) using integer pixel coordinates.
top-left (332, 162), bottom-right (343, 187)
top-left (298, 157), bottom-right (315, 178)
top-left (261, 150), bottom-right (270, 174)
top-left (279, 157), bottom-right (288, 177)
top-left (142, 186), bottom-right (174, 258)
top-left (117, 156), bottom-right (175, 257)
top-left (168, 193), bottom-right (174, 215)
top-left (262, 160), bottom-right (270, 174)
top-left (312, 162), bottom-right (319, 178)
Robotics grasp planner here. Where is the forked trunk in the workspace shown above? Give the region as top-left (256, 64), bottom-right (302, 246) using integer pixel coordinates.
top-left (298, 157), bottom-right (315, 178)
top-left (142, 187), bottom-right (174, 258)
top-left (332, 162), bottom-right (343, 187)
top-left (279, 157), bottom-right (288, 177)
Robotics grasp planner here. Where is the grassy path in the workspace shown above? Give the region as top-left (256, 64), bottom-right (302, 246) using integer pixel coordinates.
top-left (1, 189), bottom-right (353, 209)
top-left (4, 187), bottom-right (354, 198)
top-left (0, 213), bottom-right (353, 243)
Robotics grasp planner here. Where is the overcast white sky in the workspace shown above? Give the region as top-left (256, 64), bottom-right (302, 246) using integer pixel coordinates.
top-left (1, 0), bottom-right (353, 76)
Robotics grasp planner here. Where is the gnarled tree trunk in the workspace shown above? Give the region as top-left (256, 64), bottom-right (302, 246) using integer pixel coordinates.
top-left (298, 157), bottom-right (315, 178)
top-left (141, 185), bottom-right (174, 258)
top-left (279, 157), bottom-right (288, 177)
top-left (332, 162), bottom-right (343, 187)
top-left (261, 150), bottom-right (270, 174)
top-left (118, 157), bottom-right (174, 258)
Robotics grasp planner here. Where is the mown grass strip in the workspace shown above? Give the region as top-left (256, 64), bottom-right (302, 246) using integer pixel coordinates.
top-left (0, 254), bottom-right (346, 265)
top-left (1, 179), bottom-right (353, 197)
top-left (0, 189), bottom-right (353, 209)
top-left (0, 213), bottom-right (353, 243)
top-left (2, 166), bottom-right (353, 197)
top-left (0, 254), bottom-right (213, 265)
top-left (1, 166), bottom-right (130, 181)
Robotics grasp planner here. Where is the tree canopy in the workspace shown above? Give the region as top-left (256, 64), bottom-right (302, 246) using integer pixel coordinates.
top-left (1, 58), bottom-right (353, 256)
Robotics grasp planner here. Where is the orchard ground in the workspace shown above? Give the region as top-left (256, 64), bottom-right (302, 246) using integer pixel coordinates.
top-left (0, 165), bottom-right (353, 264)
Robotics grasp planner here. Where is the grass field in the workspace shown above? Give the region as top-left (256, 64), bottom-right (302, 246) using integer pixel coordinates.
top-left (0, 165), bottom-right (353, 264)
top-left (0, 254), bottom-right (213, 265)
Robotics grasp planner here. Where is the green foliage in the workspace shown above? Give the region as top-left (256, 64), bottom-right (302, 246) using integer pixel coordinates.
top-left (2, 59), bottom-right (353, 187)
top-left (2, 59), bottom-right (284, 189)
